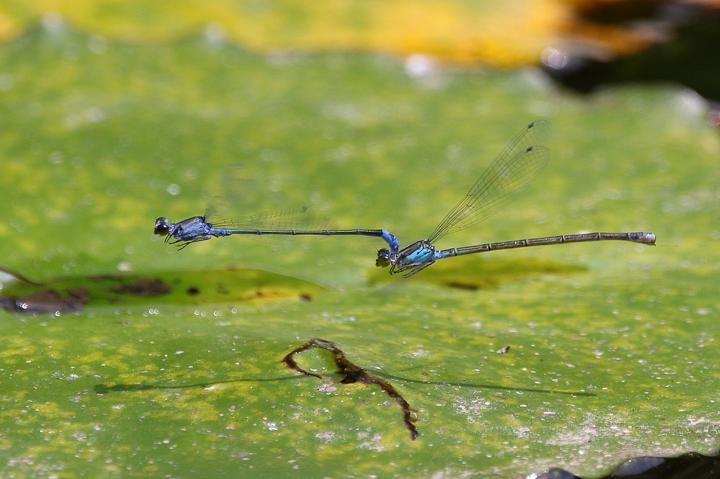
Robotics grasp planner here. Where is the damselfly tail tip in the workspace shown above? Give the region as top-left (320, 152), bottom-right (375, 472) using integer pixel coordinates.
top-left (631, 232), bottom-right (656, 245)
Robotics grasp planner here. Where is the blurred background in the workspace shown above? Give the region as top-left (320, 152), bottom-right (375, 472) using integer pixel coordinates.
top-left (2, 0), bottom-right (720, 100)
top-left (0, 0), bottom-right (718, 286)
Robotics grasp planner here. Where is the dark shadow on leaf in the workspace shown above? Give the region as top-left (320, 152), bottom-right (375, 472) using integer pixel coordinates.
top-left (94, 375), bottom-right (301, 394)
top-left (374, 371), bottom-right (594, 397)
top-left (368, 255), bottom-right (586, 290)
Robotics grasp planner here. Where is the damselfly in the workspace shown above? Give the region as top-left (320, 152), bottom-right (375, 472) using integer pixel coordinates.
top-left (375, 120), bottom-right (655, 277)
top-left (155, 211), bottom-right (399, 254)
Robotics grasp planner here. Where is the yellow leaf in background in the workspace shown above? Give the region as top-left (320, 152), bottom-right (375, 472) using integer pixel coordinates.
top-left (2, 0), bottom-right (568, 66)
top-left (4, 0), bottom-right (720, 65)
top-left (0, 5), bottom-right (24, 41)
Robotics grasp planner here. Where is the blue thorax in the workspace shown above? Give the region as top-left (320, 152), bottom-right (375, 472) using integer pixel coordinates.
top-left (397, 240), bottom-right (436, 267)
top-left (169, 216), bottom-right (214, 240)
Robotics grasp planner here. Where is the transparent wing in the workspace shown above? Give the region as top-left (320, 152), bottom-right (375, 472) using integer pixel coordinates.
top-left (206, 206), bottom-right (329, 230)
top-left (204, 164), bottom-right (329, 230)
top-left (427, 120), bottom-right (550, 243)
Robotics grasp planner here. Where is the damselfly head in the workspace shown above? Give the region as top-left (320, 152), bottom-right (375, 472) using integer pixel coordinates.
top-left (154, 217), bottom-right (171, 236)
top-left (376, 248), bottom-right (391, 267)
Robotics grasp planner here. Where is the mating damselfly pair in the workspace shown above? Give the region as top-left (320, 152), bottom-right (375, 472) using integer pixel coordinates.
top-left (154, 120), bottom-right (655, 277)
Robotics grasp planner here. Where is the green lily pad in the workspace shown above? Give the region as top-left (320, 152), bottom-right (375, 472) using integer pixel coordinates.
top-left (0, 25), bottom-right (719, 478)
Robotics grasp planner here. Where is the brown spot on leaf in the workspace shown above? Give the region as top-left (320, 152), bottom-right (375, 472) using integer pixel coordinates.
top-left (3, 289), bottom-right (85, 313)
top-left (110, 278), bottom-right (170, 296)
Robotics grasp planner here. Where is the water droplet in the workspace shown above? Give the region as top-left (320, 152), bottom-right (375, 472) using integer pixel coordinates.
top-left (204, 23), bottom-right (226, 46)
top-left (265, 420), bottom-right (278, 431)
top-left (42, 13), bottom-right (65, 35)
top-left (48, 151), bottom-right (64, 164)
top-left (404, 54), bottom-right (436, 78)
top-left (84, 107), bottom-right (106, 123)
top-left (88, 36), bottom-right (108, 54)
top-left (0, 73), bottom-right (15, 92)
top-left (541, 47), bottom-right (569, 70)
top-left (318, 383), bottom-right (337, 394)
